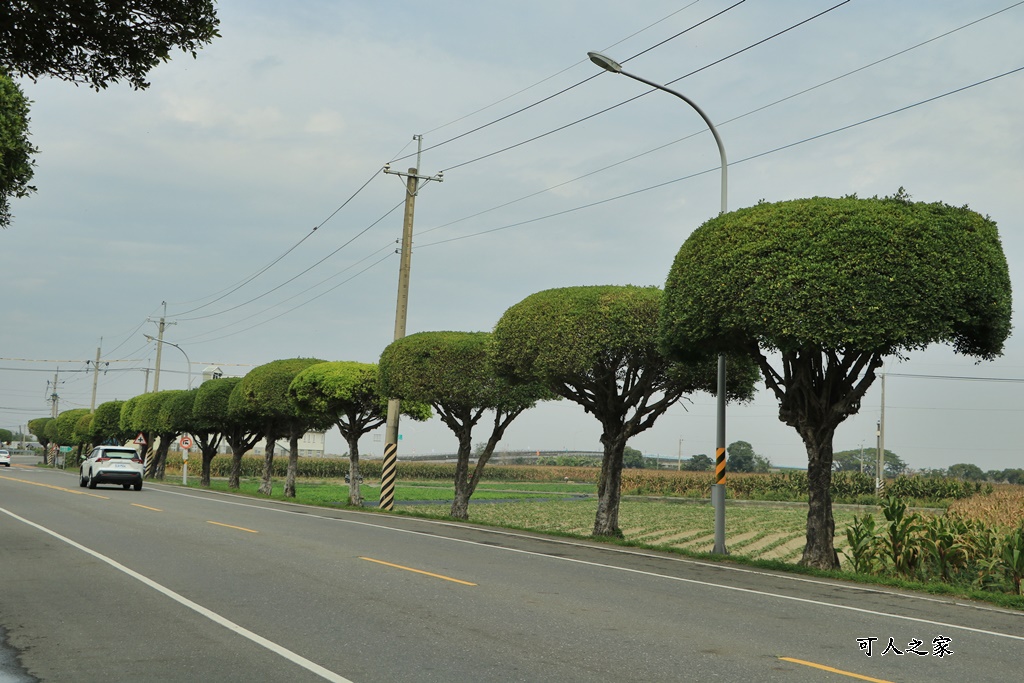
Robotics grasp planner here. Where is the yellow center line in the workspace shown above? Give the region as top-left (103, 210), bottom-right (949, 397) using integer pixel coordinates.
top-left (779, 657), bottom-right (895, 683)
top-left (360, 556), bottom-right (477, 586)
top-left (132, 503), bottom-right (163, 512)
top-left (207, 521), bottom-right (258, 534)
top-left (0, 475), bottom-right (109, 499)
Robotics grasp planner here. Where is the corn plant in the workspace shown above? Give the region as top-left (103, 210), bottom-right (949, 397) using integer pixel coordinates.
top-left (918, 516), bottom-right (969, 583)
top-left (995, 525), bottom-right (1024, 595)
top-left (842, 514), bottom-right (880, 574)
top-left (880, 495), bottom-right (922, 577)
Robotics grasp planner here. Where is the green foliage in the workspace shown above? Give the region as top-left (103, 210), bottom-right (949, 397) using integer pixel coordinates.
top-left (0, 1), bottom-right (221, 90)
top-left (833, 448), bottom-right (906, 477)
top-left (234, 358), bottom-right (328, 433)
top-left (948, 463), bottom-right (985, 481)
top-left (622, 446), bottom-right (645, 469)
top-left (662, 195), bottom-right (1012, 361)
top-left (844, 515), bottom-right (880, 574)
top-left (27, 417), bottom-right (51, 445)
top-left (681, 454), bottom-right (713, 471)
top-left (0, 428), bottom-right (13, 443)
top-left (0, 72), bottom-right (37, 228)
top-left (290, 360), bottom-right (431, 436)
top-left (380, 332), bottom-right (549, 413)
top-left (53, 408), bottom-right (90, 446)
top-left (91, 400), bottom-right (128, 444)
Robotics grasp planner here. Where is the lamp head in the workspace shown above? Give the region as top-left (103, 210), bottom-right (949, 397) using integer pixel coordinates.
top-left (588, 51), bottom-right (623, 74)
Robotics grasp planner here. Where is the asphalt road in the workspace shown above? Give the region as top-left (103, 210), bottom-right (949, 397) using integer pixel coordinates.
top-left (1, 456), bottom-right (1022, 682)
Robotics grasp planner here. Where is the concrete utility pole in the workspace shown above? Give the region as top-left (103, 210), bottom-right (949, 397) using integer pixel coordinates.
top-left (877, 372), bottom-right (886, 493)
top-left (378, 135), bottom-right (443, 511)
top-left (89, 339), bottom-right (102, 411)
top-left (149, 302), bottom-right (176, 392)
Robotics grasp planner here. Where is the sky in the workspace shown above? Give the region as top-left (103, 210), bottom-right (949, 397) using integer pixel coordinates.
top-left (3, 0), bottom-right (1024, 473)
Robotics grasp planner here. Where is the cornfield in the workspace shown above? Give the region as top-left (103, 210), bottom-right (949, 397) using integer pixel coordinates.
top-left (947, 485), bottom-right (1024, 531)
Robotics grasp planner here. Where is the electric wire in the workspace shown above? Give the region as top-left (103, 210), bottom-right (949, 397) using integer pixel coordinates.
top-left (174, 200), bottom-right (405, 322)
top-left (394, 0), bottom-right (749, 164)
top-left (421, 1), bottom-right (705, 137)
top-left (418, 1), bottom-right (1020, 238)
top-left (436, 0), bottom-right (851, 174)
top-left (418, 64), bottom-right (1024, 248)
top-left (176, 241), bottom-right (398, 344)
top-left (183, 251), bottom-right (397, 346)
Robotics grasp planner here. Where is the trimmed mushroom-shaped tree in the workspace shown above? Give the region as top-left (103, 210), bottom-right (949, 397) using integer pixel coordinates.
top-left (232, 358), bottom-right (328, 497)
top-left (379, 332), bottom-right (553, 520)
top-left (290, 361), bottom-right (431, 507)
top-left (91, 400), bottom-right (130, 446)
top-left (660, 194), bottom-right (1012, 570)
top-left (493, 285), bottom-right (758, 538)
top-left (195, 377), bottom-right (261, 489)
top-left (27, 417), bottom-right (52, 463)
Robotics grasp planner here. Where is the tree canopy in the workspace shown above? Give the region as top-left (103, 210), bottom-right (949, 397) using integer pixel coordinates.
top-left (493, 285), bottom-right (758, 537)
top-left (379, 331), bottom-right (551, 519)
top-left (90, 399), bottom-right (129, 445)
top-left (290, 360), bottom-right (430, 507)
top-left (0, 73), bottom-right (37, 228)
top-left (233, 357), bottom-right (327, 497)
top-left (0, 1), bottom-right (221, 90)
top-left (195, 376), bottom-right (260, 489)
top-left (661, 194), bottom-right (1012, 569)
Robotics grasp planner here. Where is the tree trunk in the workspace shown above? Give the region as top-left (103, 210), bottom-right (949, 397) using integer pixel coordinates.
top-left (346, 434), bottom-right (362, 507)
top-left (257, 432), bottom-right (276, 495)
top-left (229, 442), bottom-right (244, 489)
top-left (152, 435), bottom-right (172, 480)
top-left (450, 430), bottom-right (474, 520)
top-left (799, 427), bottom-right (840, 570)
top-left (284, 433), bottom-right (299, 498)
top-left (593, 430), bottom-right (627, 537)
top-left (201, 445), bottom-right (217, 487)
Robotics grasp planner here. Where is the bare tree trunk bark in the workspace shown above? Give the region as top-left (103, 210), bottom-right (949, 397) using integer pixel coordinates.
top-left (284, 433), bottom-right (299, 498)
top-left (593, 431), bottom-right (626, 538)
top-left (799, 427), bottom-right (840, 570)
top-left (450, 431), bottom-right (474, 520)
top-left (258, 433), bottom-right (276, 495)
top-left (201, 445), bottom-right (217, 487)
top-left (229, 443), bottom-right (244, 489)
top-left (346, 434), bottom-right (362, 507)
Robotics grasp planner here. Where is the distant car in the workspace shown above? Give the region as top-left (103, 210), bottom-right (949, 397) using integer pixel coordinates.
top-left (79, 445), bottom-right (144, 490)
top-left (0, 449), bottom-right (10, 467)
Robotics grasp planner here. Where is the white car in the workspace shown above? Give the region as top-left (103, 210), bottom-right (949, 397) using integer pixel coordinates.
top-left (0, 449), bottom-right (10, 467)
top-left (79, 445), bottom-right (144, 490)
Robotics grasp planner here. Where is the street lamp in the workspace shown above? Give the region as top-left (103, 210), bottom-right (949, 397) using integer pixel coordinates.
top-left (144, 335), bottom-right (192, 389)
top-left (588, 51), bottom-right (730, 554)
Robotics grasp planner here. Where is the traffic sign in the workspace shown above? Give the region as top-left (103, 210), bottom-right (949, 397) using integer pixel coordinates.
top-left (179, 436), bottom-right (193, 450)
top-left (134, 432), bottom-right (147, 446)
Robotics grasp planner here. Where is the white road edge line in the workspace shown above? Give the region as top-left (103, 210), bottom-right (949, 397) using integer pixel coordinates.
top-left (0, 506), bottom-right (354, 683)
top-left (149, 485), bottom-right (1024, 641)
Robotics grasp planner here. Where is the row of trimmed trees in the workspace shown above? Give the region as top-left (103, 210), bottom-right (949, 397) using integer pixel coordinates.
top-left (29, 195), bottom-right (1012, 571)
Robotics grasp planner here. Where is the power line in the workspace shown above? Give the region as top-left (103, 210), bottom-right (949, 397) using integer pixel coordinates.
top-left (421, 1), bottom-right (705, 137)
top-left (437, 0), bottom-right (850, 174)
top-left (418, 64), bottom-right (1024, 248)
top-left (396, 0), bottom-right (749, 164)
top-left (174, 201), bottom-right (405, 323)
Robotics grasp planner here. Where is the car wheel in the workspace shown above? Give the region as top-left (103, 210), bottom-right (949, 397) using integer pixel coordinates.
top-left (133, 481), bottom-right (143, 491)
top-left (79, 471), bottom-right (87, 487)
top-left (122, 484), bottom-right (131, 490)
top-left (87, 470), bottom-right (98, 489)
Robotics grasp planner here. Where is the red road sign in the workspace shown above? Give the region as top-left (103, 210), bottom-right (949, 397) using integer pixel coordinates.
top-left (134, 432), bottom-right (147, 446)
top-left (179, 436), bottom-right (193, 450)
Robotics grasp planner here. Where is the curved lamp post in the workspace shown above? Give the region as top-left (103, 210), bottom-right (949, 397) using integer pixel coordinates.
top-left (588, 51), bottom-right (729, 554)
top-left (144, 334), bottom-right (193, 389)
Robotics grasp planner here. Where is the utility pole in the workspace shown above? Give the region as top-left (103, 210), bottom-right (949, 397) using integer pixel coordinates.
top-left (48, 370), bottom-right (59, 467)
top-left (677, 438), bottom-right (683, 471)
top-left (89, 338), bottom-right (102, 411)
top-left (378, 135), bottom-right (443, 511)
top-left (876, 371), bottom-right (886, 494)
top-left (149, 302), bottom-right (175, 392)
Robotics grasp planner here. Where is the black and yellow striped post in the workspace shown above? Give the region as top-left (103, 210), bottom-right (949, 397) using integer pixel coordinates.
top-left (379, 442), bottom-right (398, 510)
top-left (711, 355), bottom-right (728, 555)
